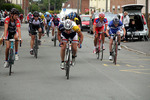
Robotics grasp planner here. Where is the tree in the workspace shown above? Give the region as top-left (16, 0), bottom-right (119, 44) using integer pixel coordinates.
top-left (0, 0), bottom-right (5, 9)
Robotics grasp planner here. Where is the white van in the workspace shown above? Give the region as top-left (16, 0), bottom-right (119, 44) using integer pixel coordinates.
top-left (120, 4), bottom-right (149, 41)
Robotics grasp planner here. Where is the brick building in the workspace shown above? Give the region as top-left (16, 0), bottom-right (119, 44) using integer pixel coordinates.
top-left (62, 0), bottom-right (89, 14)
top-left (110, 0), bottom-right (150, 14)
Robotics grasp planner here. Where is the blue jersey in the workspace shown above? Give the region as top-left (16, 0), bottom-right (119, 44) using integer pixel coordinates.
top-left (107, 20), bottom-right (124, 34)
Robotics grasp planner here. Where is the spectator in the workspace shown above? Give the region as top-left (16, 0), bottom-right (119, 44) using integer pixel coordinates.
top-left (19, 14), bottom-right (24, 23)
top-left (121, 11), bottom-right (130, 41)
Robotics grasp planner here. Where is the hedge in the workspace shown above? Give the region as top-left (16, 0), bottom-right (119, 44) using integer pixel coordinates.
top-left (1, 3), bottom-right (23, 14)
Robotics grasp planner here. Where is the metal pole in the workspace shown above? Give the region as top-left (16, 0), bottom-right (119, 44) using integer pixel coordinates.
top-left (80, 0), bottom-right (82, 14)
top-left (106, 0), bottom-right (108, 12)
top-left (48, 0), bottom-right (50, 10)
top-left (145, 0), bottom-right (148, 23)
top-left (54, 0), bottom-right (56, 13)
top-left (77, 0), bottom-right (79, 14)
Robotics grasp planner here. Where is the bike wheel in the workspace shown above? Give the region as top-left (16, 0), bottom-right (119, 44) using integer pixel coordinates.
top-left (46, 27), bottom-right (49, 37)
top-left (66, 50), bottom-right (70, 79)
top-left (54, 34), bottom-right (56, 46)
top-left (9, 64), bottom-right (12, 76)
top-left (113, 42), bottom-right (118, 65)
top-left (100, 40), bottom-right (103, 61)
top-left (34, 36), bottom-right (38, 58)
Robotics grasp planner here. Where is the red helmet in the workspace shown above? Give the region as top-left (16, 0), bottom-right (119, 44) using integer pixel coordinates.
top-left (99, 13), bottom-right (105, 18)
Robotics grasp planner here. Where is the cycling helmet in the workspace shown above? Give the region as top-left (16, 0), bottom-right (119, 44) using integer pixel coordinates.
top-left (39, 12), bottom-right (42, 17)
top-left (10, 8), bottom-right (20, 15)
top-left (29, 12), bottom-right (32, 14)
top-left (113, 17), bottom-right (120, 25)
top-left (68, 12), bottom-right (76, 19)
top-left (46, 12), bottom-right (50, 15)
top-left (64, 19), bottom-right (73, 30)
top-left (33, 11), bottom-right (39, 17)
top-left (99, 13), bottom-right (105, 18)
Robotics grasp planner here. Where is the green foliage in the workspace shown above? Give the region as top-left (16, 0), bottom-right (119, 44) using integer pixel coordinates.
top-left (1, 3), bottom-right (23, 13)
top-left (48, 10), bottom-right (60, 14)
top-left (29, 3), bottom-right (39, 12)
top-left (0, 0), bottom-right (5, 9)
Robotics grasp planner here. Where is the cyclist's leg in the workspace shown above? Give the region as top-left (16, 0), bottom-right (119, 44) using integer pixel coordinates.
top-left (14, 32), bottom-right (19, 54)
top-left (5, 40), bottom-right (10, 61)
top-left (38, 27), bottom-right (42, 40)
top-left (72, 34), bottom-right (78, 57)
top-left (109, 30), bottom-right (114, 58)
top-left (30, 29), bottom-right (36, 50)
top-left (94, 27), bottom-right (99, 47)
top-left (51, 22), bottom-right (55, 37)
top-left (61, 37), bottom-right (67, 62)
top-left (117, 31), bottom-right (121, 50)
top-left (99, 26), bottom-right (105, 44)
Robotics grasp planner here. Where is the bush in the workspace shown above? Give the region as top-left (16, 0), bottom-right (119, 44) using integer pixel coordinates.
top-left (48, 10), bottom-right (60, 14)
top-left (1, 3), bottom-right (23, 14)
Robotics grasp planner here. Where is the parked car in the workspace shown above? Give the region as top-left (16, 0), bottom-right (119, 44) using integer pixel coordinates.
top-left (0, 13), bottom-right (5, 26)
top-left (120, 4), bottom-right (149, 41)
top-left (80, 15), bottom-right (91, 31)
top-left (88, 12), bottom-right (117, 34)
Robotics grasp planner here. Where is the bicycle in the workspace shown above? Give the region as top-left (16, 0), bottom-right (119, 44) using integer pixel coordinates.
top-left (96, 32), bottom-right (103, 61)
top-left (53, 26), bottom-right (58, 46)
top-left (4, 39), bottom-right (21, 76)
top-left (64, 38), bottom-right (73, 79)
top-left (111, 34), bottom-right (119, 65)
top-left (33, 30), bottom-right (39, 59)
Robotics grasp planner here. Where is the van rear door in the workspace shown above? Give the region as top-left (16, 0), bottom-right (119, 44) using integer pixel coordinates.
top-left (122, 4), bottom-right (144, 13)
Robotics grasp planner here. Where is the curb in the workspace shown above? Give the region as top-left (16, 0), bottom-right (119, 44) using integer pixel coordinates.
top-left (121, 45), bottom-right (149, 56)
top-left (85, 33), bottom-right (149, 56)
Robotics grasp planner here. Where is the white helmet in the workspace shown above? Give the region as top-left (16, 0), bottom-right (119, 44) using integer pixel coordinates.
top-left (39, 12), bottom-right (42, 16)
top-left (64, 19), bottom-right (73, 30)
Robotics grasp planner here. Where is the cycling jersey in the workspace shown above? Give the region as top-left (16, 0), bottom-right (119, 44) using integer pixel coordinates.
top-left (107, 20), bottom-right (124, 35)
top-left (93, 18), bottom-right (108, 27)
top-left (27, 14), bottom-right (33, 21)
top-left (29, 17), bottom-right (43, 35)
top-left (5, 16), bottom-right (20, 39)
top-left (58, 21), bottom-right (80, 43)
top-left (51, 18), bottom-right (60, 26)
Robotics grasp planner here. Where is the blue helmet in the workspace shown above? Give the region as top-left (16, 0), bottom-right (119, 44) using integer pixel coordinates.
top-left (45, 12), bottom-right (52, 18)
top-left (68, 12), bottom-right (76, 20)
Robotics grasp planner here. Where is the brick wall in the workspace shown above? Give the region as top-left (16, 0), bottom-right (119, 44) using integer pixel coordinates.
top-left (110, 0), bottom-right (136, 14)
top-left (63, 0), bottom-right (89, 14)
top-left (22, 0), bottom-right (29, 16)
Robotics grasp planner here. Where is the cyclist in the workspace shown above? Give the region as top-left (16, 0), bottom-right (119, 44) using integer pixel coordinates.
top-left (44, 12), bottom-right (52, 34)
top-left (93, 13), bottom-right (108, 53)
top-left (106, 17), bottom-right (126, 60)
top-left (68, 12), bottom-right (81, 28)
top-left (39, 12), bottom-right (45, 34)
top-left (28, 11), bottom-right (44, 55)
top-left (49, 14), bottom-right (60, 41)
top-left (3, 8), bottom-right (22, 68)
top-left (27, 12), bottom-right (33, 22)
top-left (57, 19), bottom-right (83, 69)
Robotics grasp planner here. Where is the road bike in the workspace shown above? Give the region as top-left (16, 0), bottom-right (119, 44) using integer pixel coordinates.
top-left (33, 31), bottom-right (39, 59)
top-left (64, 38), bottom-right (74, 79)
top-left (96, 32), bottom-right (103, 61)
top-left (5, 39), bottom-right (21, 76)
top-left (111, 34), bottom-right (119, 65)
top-left (53, 26), bottom-right (58, 46)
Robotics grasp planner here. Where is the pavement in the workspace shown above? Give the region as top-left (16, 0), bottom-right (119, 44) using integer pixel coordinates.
top-left (0, 25), bottom-right (150, 56)
top-left (0, 24), bottom-right (150, 100)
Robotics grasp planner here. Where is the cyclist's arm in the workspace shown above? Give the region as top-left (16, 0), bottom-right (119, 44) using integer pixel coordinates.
top-left (106, 26), bottom-right (110, 37)
top-left (105, 24), bottom-right (108, 32)
top-left (93, 24), bottom-right (96, 34)
top-left (77, 31), bottom-right (83, 44)
top-left (17, 27), bottom-right (21, 40)
top-left (57, 30), bottom-right (61, 42)
top-left (4, 23), bottom-right (8, 38)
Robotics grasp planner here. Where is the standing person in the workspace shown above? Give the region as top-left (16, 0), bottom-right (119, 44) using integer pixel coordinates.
top-left (121, 11), bottom-right (130, 41)
top-left (3, 8), bottom-right (22, 68)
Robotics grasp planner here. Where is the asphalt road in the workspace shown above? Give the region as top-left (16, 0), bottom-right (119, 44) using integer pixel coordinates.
top-left (0, 24), bottom-right (150, 100)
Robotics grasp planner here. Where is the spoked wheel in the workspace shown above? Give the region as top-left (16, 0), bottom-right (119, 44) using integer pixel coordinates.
top-left (100, 40), bottom-right (103, 61)
top-left (113, 42), bottom-right (118, 65)
top-left (96, 48), bottom-right (99, 59)
top-left (54, 35), bottom-right (56, 46)
top-left (65, 50), bottom-right (70, 79)
top-left (46, 27), bottom-right (50, 37)
top-left (9, 64), bottom-right (12, 76)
